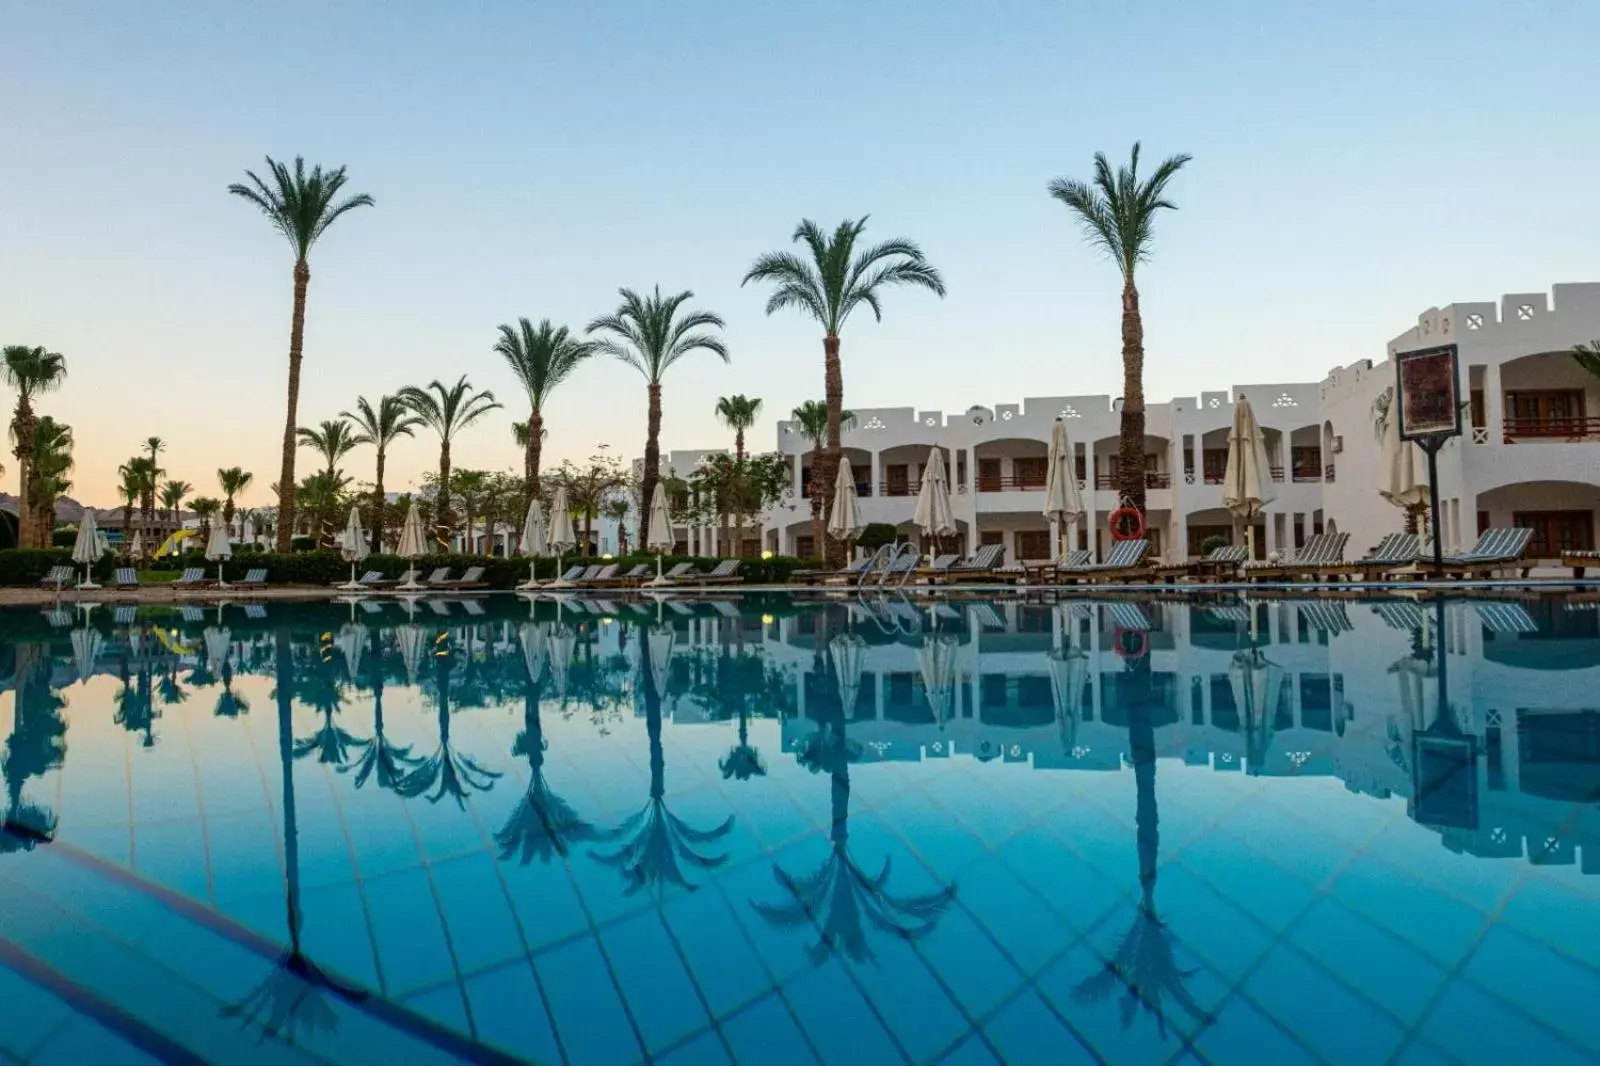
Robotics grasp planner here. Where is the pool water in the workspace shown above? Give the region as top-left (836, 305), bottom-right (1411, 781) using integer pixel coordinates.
top-left (1, 593), bottom-right (1597, 1065)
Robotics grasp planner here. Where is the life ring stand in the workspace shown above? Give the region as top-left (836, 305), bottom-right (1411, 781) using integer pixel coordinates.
top-left (1113, 627), bottom-right (1147, 660)
top-left (1108, 505), bottom-right (1146, 542)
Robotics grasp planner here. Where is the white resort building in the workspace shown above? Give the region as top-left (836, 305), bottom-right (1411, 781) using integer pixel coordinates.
top-left (652, 281), bottom-right (1600, 567)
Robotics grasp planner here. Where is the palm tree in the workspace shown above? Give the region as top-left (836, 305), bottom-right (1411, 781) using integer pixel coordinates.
top-left (494, 318), bottom-right (598, 505)
top-left (296, 419), bottom-right (359, 541)
top-left (1049, 144), bottom-right (1191, 516)
top-left (190, 496), bottom-right (221, 541)
top-left (2, 345), bottom-right (67, 548)
top-left (1571, 340), bottom-right (1600, 382)
top-left (791, 401), bottom-right (856, 559)
top-left (342, 394), bottom-right (421, 554)
top-left (452, 469), bottom-right (490, 553)
top-left (140, 437), bottom-right (165, 534)
top-left (588, 287), bottom-right (729, 549)
top-left (715, 394), bottom-right (763, 555)
top-left (742, 218), bottom-right (945, 566)
top-left (159, 480), bottom-right (191, 532)
top-left (117, 462), bottom-right (143, 555)
top-left (399, 376), bottom-right (502, 549)
top-left (229, 156), bottom-right (375, 551)
top-left (27, 418), bottom-right (73, 544)
top-left (217, 467), bottom-right (254, 537)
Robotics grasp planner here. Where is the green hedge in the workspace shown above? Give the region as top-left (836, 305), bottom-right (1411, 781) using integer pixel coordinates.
top-left (0, 549), bottom-right (116, 586)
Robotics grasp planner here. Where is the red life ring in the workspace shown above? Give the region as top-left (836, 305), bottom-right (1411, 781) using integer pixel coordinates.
top-left (1108, 506), bottom-right (1146, 542)
top-left (1113, 627), bottom-right (1147, 660)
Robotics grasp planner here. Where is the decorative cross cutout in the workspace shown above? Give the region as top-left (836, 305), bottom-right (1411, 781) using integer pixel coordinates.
top-left (923, 416), bottom-right (937, 427)
top-left (1060, 405), bottom-right (1080, 418)
top-left (1272, 393), bottom-right (1298, 407)
top-left (1001, 410), bottom-right (1014, 421)
top-left (1208, 397), bottom-right (1221, 408)
top-left (1517, 303), bottom-right (1534, 320)
top-left (1466, 313), bottom-right (1483, 330)
top-left (971, 414), bottom-right (986, 425)
top-left (1471, 427), bottom-right (1489, 445)
top-left (863, 416), bottom-right (886, 430)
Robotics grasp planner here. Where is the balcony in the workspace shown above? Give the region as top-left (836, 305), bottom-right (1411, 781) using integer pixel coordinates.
top-left (978, 474), bottom-right (1048, 493)
top-left (1502, 416), bottom-right (1600, 444)
top-left (1094, 472), bottom-right (1172, 490)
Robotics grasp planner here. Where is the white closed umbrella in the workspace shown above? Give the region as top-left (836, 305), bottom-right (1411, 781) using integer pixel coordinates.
top-left (830, 633), bottom-right (866, 718)
top-left (396, 500), bottom-right (428, 590)
top-left (397, 623), bottom-right (428, 685)
top-left (827, 456), bottom-right (861, 547)
top-left (1222, 394), bottom-right (1276, 561)
top-left (646, 483), bottom-right (676, 586)
top-left (913, 447), bottom-right (958, 554)
top-left (547, 487), bottom-right (577, 588)
top-left (1378, 388), bottom-right (1428, 513)
top-left (204, 518), bottom-right (233, 587)
top-left (337, 507), bottom-right (370, 590)
top-left (1044, 418), bottom-right (1087, 552)
top-left (71, 626), bottom-right (104, 682)
top-left (128, 529), bottom-right (145, 561)
top-left (519, 621), bottom-right (548, 685)
top-left (515, 497), bottom-right (548, 590)
top-left (919, 633), bottom-right (959, 728)
top-left (73, 511), bottom-right (105, 589)
top-left (338, 622), bottom-right (368, 681)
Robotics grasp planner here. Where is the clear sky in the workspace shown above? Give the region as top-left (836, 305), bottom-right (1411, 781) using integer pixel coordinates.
top-left (5, 0), bottom-right (1599, 508)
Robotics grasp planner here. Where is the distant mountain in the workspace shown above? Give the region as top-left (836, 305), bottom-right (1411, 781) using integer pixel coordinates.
top-left (0, 493), bottom-right (190, 526)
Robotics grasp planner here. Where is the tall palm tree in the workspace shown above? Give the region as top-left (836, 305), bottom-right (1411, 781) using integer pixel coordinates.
top-left (399, 376), bottom-right (501, 549)
top-left (217, 467), bottom-right (254, 537)
top-left (229, 156), bottom-right (375, 551)
top-left (160, 480), bottom-right (191, 531)
top-left (27, 418), bottom-right (73, 545)
top-left (2, 345), bottom-right (67, 548)
top-left (587, 287), bottom-right (729, 549)
top-left (343, 394), bottom-right (421, 553)
top-left (117, 462), bottom-right (143, 554)
top-left (1049, 144), bottom-right (1191, 516)
top-left (140, 437), bottom-right (165, 535)
top-left (791, 401), bottom-right (855, 559)
top-left (494, 317), bottom-right (598, 505)
top-left (715, 394), bottom-right (763, 556)
top-left (743, 218), bottom-right (945, 565)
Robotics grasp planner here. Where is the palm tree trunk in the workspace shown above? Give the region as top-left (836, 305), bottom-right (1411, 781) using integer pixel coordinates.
top-left (821, 334), bottom-right (845, 568)
top-left (527, 408), bottom-right (543, 505)
top-left (809, 465), bottom-right (824, 562)
top-left (436, 444), bottom-right (452, 550)
top-left (371, 448), bottom-right (386, 554)
top-left (638, 382), bottom-right (662, 550)
top-left (1118, 279), bottom-right (1147, 518)
top-left (276, 260), bottom-right (311, 552)
top-left (123, 505), bottom-right (133, 558)
top-left (13, 405), bottom-right (33, 551)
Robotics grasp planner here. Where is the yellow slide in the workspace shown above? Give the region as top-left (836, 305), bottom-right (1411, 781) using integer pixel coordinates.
top-left (154, 529), bottom-right (197, 558)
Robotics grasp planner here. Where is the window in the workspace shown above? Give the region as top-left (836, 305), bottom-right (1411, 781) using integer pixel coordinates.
top-left (1513, 511), bottom-right (1595, 555)
top-left (980, 530), bottom-right (1004, 547)
top-left (1477, 511), bottom-right (1489, 537)
top-left (1290, 447), bottom-right (1322, 481)
top-left (1506, 390), bottom-right (1586, 437)
top-left (1202, 449), bottom-right (1228, 484)
top-left (796, 535), bottom-right (815, 559)
top-left (1013, 456), bottom-right (1047, 489)
top-left (1015, 529), bottom-right (1050, 560)
top-left (885, 464), bottom-right (910, 496)
top-left (977, 458), bottom-right (1002, 491)
top-left (1469, 388), bottom-right (1485, 429)
top-left (980, 674), bottom-right (1009, 709)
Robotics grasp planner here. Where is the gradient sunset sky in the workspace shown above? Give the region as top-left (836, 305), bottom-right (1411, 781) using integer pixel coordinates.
top-left (4, 1), bottom-right (1599, 507)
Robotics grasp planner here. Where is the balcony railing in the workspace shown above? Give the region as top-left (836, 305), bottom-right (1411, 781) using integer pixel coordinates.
top-left (879, 479), bottom-right (920, 498)
top-left (1093, 472), bottom-right (1171, 490)
top-left (977, 474), bottom-right (1049, 493)
top-left (1503, 417), bottom-right (1600, 443)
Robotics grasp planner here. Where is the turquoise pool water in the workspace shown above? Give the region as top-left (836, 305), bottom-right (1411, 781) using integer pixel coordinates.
top-left (0, 592), bottom-right (1596, 1064)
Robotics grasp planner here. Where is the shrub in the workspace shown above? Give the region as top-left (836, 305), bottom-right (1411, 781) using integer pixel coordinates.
top-left (855, 523), bottom-right (898, 552)
top-left (290, 536), bottom-right (318, 553)
top-left (51, 528), bottom-right (76, 548)
top-left (1199, 534), bottom-right (1231, 558)
top-left (0, 548), bottom-right (114, 585)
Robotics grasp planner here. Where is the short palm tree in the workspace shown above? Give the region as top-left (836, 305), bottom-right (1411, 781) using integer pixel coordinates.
top-left (1571, 340), bottom-right (1600, 382)
top-left (743, 218), bottom-right (945, 565)
top-left (399, 376), bottom-right (502, 548)
top-left (588, 287), bottom-right (729, 549)
top-left (714, 395), bottom-right (763, 555)
top-left (343, 628), bottom-right (419, 793)
top-left (497, 631), bottom-right (598, 864)
top-left (217, 467), bottom-right (253, 537)
top-left (296, 419), bottom-right (359, 481)
top-left (494, 318), bottom-right (597, 504)
top-left (791, 400), bottom-right (855, 558)
top-left (2, 345), bottom-right (67, 548)
top-left (117, 463), bottom-right (143, 552)
top-left (399, 637), bottom-right (501, 806)
top-left (160, 480), bottom-right (191, 530)
top-left (1049, 144), bottom-right (1191, 515)
top-left (342, 394), bottom-right (422, 553)
top-left (229, 156), bottom-right (374, 551)
top-left (190, 497), bottom-right (221, 541)
top-left (27, 418), bottom-right (74, 541)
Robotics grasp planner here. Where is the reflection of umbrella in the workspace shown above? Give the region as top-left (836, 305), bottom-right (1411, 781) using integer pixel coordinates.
top-left (1049, 646), bottom-right (1087, 755)
top-left (1044, 418), bottom-right (1086, 548)
top-left (71, 627), bottom-right (104, 682)
top-left (515, 497), bottom-right (548, 590)
top-left (646, 483), bottom-right (676, 586)
top-left (396, 624), bottom-right (428, 685)
top-left (547, 487), bottom-right (577, 588)
top-left (337, 623), bottom-right (368, 681)
top-left (919, 634), bottom-right (958, 727)
top-left (519, 622), bottom-right (548, 685)
top-left (913, 447), bottom-right (957, 549)
top-left (72, 511), bottom-right (105, 589)
top-left (1222, 394), bottom-right (1275, 559)
top-left (647, 625), bottom-right (675, 702)
top-left (827, 457), bottom-right (860, 542)
top-left (396, 502), bottom-right (427, 590)
top-left (830, 633), bottom-right (866, 717)
top-left (547, 628), bottom-right (576, 702)
top-left (204, 626), bottom-right (232, 671)
top-left (1228, 647), bottom-right (1281, 773)
top-left (336, 507), bottom-right (370, 590)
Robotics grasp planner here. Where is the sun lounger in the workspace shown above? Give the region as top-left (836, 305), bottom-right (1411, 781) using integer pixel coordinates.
top-left (587, 563), bottom-right (650, 588)
top-left (1293, 600), bottom-right (1352, 634)
top-left (436, 566), bottom-right (488, 589)
top-left (172, 568), bottom-right (211, 589)
top-left (970, 602), bottom-right (1007, 629)
top-left (41, 607), bottom-right (71, 627)
top-left (1244, 534), bottom-right (1348, 582)
top-left (110, 567), bottom-right (140, 590)
top-left (1022, 549), bottom-right (1092, 585)
top-left (1410, 527), bottom-right (1534, 579)
top-left (1563, 549), bottom-right (1600, 578)
top-left (234, 568), bottom-right (269, 589)
top-left (1104, 601), bottom-right (1153, 631)
top-left (681, 560), bottom-right (744, 586)
top-left (1071, 540), bottom-right (1151, 583)
top-left (113, 605), bottom-right (137, 625)
top-left (179, 605), bottom-right (205, 623)
top-left (1317, 533), bottom-right (1419, 582)
top-left (1151, 545), bottom-right (1246, 584)
top-left (574, 563), bottom-right (620, 587)
top-left (420, 567), bottom-right (454, 587)
top-left (427, 598), bottom-right (451, 616)
top-left (930, 543), bottom-right (1006, 584)
top-left (354, 570), bottom-right (395, 587)
top-left (460, 598), bottom-right (487, 617)
top-left (39, 565), bottom-right (73, 591)
top-left (244, 604), bottom-right (267, 619)
top-left (1373, 601), bottom-right (1426, 631)
top-left (1476, 602), bottom-right (1539, 634)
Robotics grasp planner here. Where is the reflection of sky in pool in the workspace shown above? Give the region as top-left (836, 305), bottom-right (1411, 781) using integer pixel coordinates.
top-left (1, 593), bottom-right (1596, 1064)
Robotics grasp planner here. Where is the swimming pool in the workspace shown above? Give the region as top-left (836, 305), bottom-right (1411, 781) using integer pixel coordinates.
top-left (1, 592), bottom-right (1596, 1064)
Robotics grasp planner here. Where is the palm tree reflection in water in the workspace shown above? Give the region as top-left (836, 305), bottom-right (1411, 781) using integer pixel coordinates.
top-left (2, 643), bottom-right (65, 850)
top-left (291, 632), bottom-right (359, 767)
top-left (1074, 627), bottom-right (1208, 1035)
top-left (399, 629), bottom-right (501, 806)
top-left (593, 627), bottom-right (734, 896)
top-left (753, 629), bottom-right (956, 965)
top-left (223, 630), bottom-right (367, 1043)
top-left (343, 626), bottom-right (419, 793)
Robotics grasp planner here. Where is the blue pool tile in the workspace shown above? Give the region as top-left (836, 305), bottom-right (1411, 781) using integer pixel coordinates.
top-left (1139, 865), bottom-right (1272, 982)
top-left (463, 963), bottom-right (563, 1065)
top-left (399, 985), bottom-right (471, 1039)
top-left (535, 935), bottom-right (643, 1066)
top-left (1035, 941), bottom-right (1219, 1063)
top-left (428, 852), bottom-right (526, 975)
top-left (1285, 897), bottom-right (1447, 1026)
top-left (935, 1033), bottom-right (1002, 1064)
top-left (659, 882), bottom-right (775, 1019)
top-left (724, 841), bottom-right (841, 984)
top-left (497, 860), bottom-right (590, 953)
top-left (1244, 944), bottom-right (1405, 1062)
top-left (956, 861), bottom-right (1076, 976)
top-left (1498, 875), bottom-right (1600, 970)
top-left (1421, 978), bottom-right (1595, 1066)
top-left (995, 826), bottom-right (1127, 933)
top-left (721, 993), bottom-right (819, 1066)
top-left (362, 868), bottom-right (458, 997)
top-left (1360, 818), bottom-right (1526, 913)
top-left (843, 934), bottom-right (967, 1063)
top-left (1212, 798), bottom-right (1357, 884)
top-left (31, 1020), bottom-right (162, 1066)
top-left (1389, 1037), bottom-right (1462, 1066)
top-left (657, 1027), bottom-right (732, 1065)
top-left (982, 990), bottom-right (1096, 1064)
top-left (598, 909), bottom-right (711, 1055)
top-left (296, 879), bottom-right (384, 990)
top-left (1172, 832), bottom-right (1319, 933)
top-left (1462, 925), bottom-right (1600, 1054)
top-left (1326, 854), bottom-right (1488, 968)
top-left (1195, 997), bottom-right (1320, 1066)
top-left (782, 961), bottom-right (905, 1066)
top-left (915, 907), bottom-right (1025, 1017)
top-left (0, 966), bottom-right (76, 1058)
